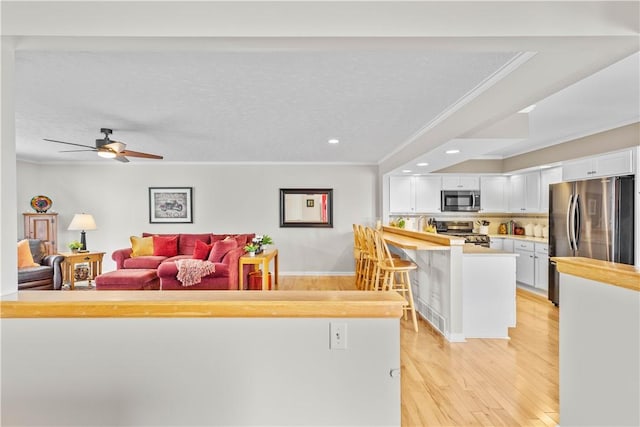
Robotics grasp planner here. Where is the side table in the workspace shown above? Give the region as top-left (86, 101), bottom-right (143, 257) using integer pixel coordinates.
top-left (238, 248), bottom-right (279, 291)
top-left (59, 251), bottom-right (105, 290)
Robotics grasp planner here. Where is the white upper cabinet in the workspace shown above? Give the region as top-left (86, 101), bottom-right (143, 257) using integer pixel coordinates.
top-left (562, 149), bottom-right (634, 181)
top-left (441, 175), bottom-right (480, 190)
top-left (509, 172), bottom-right (540, 213)
top-left (389, 176), bottom-right (441, 213)
top-left (389, 176), bottom-right (414, 213)
top-left (539, 167), bottom-right (562, 213)
top-left (414, 176), bottom-right (442, 213)
top-left (480, 176), bottom-right (508, 212)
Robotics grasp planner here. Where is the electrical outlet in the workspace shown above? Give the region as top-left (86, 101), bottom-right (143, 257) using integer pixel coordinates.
top-left (330, 322), bottom-right (347, 350)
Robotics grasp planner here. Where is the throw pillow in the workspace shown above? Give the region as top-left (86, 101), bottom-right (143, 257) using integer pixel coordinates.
top-left (192, 240), bottom-right (213, 260)
top-left (130, 236), bottom-right (154, 257)
top-left (17, 239), bottom-right (39, 268)
top-left (153, 235), bottom-right (179, 257)
top-left (208, 239), bottom-right (238, 263)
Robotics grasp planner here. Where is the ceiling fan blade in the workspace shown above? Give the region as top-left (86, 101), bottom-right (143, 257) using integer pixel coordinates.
top-left (59, 149), bottom-right (98, 153)
top-left (44, 139), bottom-right (96, 150)
top-left (114, 155), bottom-right (130, 163)
top-left (120, 150), bottom-right (163, 160)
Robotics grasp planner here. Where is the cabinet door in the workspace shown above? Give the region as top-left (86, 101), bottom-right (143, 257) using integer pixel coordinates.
top-left (562, 158), bottom-right (593, 181)
top-left (508, 175), bottom-right (525, 212)
top-left (515, 248), bottom-right (535, 286)
top-left (540, 167), bottom-right (562, 213)
top-left (503, 239), bottom-right (514, 252)
top-left (441, 175), bottom-right (479, 190)
top-left (480, 176), bottom-right (508, 212)
top-left (524, 172), bottom-right (541, 212)
top-left (534, 253), bottom-right (549, 290)
top-left (389, 176), bottom-right (414, 213)
top-left (489, 238), bottom-right (503, 250)
top-left (594, 150), bottom-right (633, 177)
top-left (414, 176), bottom-right (441, 212)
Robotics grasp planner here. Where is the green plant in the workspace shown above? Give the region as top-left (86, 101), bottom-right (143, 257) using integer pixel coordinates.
top-left (244, 243), bottom-right (259, 253)
top-left (68, 240), bottom-right (83, 250)
top-left (259, 234), bottom-right (273, 245)
top-left (397, 217), bottom-right (406, 229)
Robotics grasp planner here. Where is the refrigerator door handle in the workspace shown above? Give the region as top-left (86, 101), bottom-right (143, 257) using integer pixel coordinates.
top-left (574, 194), bottom-right (581, 250)
top-left (566, 194), bottom-right (575, 250)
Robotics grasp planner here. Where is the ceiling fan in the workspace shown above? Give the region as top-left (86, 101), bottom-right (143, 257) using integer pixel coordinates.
top-left (45, 128), bottom-right (163, 163)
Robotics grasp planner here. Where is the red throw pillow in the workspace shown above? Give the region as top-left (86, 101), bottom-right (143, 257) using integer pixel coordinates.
top-left (192, 240), bottom-right (213, 260)
top-left (153, 235), bottom-right (178, 257)
top-left (208, 239), bottom-right (238, 263)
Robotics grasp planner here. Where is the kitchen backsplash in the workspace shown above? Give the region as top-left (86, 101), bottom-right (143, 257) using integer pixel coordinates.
top-left (389, 213), bottom-right (548, 235)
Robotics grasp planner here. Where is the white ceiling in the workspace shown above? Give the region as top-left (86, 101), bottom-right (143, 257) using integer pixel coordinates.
top-left (6, 1), bottom-right (640, 171)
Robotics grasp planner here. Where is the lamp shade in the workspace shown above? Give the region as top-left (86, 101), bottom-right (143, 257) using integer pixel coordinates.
top-left (68, 214), bottom-right (97, 231)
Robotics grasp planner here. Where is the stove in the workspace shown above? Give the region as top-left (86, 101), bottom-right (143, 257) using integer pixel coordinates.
top-left (435, 221), bottom-right (491, 247)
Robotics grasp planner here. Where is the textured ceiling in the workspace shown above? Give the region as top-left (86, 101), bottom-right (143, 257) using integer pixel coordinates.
top-left (15, 50), bottom-right (517, 163)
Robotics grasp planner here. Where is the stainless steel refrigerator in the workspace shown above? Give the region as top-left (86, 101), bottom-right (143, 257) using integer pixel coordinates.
top-left (548, 175), bottom-right (635, 305)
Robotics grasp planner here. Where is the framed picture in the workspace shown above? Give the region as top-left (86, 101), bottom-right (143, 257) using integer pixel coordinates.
top-left (149, 187), bottom-right (193, 223)
top-left (280, 188), bottom-right (333, 228)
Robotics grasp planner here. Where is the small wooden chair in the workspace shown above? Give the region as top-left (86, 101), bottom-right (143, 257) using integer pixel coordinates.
top-left (374, 230), bottom-right (419, 332)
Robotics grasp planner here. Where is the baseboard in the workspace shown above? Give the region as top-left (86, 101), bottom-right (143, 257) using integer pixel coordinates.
top-left (445, 333), bottom-right (467, 343)
top-left (279, 271), bottom-right (354, 277)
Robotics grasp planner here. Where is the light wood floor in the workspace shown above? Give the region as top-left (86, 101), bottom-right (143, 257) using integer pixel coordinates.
top-left (278, 276), bottom-right (559, 427)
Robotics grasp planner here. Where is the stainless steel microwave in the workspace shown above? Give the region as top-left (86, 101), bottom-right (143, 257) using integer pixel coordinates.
top-left (441, 190), bottom-right (481, 212)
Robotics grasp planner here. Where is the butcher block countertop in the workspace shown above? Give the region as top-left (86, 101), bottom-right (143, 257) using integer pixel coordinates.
top-left (382, 226), bottom-right (463, 250)
top-left (552, 257), bottom-right (640, 292)
top-left (0, 291), bottom-right (407, 319)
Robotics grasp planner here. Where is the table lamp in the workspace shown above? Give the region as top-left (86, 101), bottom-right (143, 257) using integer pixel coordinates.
top-left (68, 213), bottom-right (97, 252)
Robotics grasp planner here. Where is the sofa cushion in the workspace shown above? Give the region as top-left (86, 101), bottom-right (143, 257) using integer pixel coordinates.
top-left (176, 234), bottom-right (211, 255)
top-left (130, 236), bottom-right (154, 257)
top-left (192, 240), bottom-right (213, 260)
top-left (17, 265), bottom-right (53, 283)
top-left (123, 256), bottom-right (167, 269)
top-left (208, 239), bottom-right (238, 263)
top-left (17, 239), bottom-right (39, 268)
top-left (27, 239), bottom-right (46, 264)
top-left (164, 255), bottom-right (192, 264)
top-left (153, 235), bottom-right (179, 257)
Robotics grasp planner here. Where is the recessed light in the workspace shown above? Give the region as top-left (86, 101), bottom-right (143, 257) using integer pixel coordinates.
top-left (445, 149), bottom-right (460, 154)
top-left (402, 169), bottom-right (412, 173)
top-left (518, 104), bottom-right (536, 113)
top-left (328, 138), bottom-right (339, 144)
top-left (416, 162), bottom-right (429, 167)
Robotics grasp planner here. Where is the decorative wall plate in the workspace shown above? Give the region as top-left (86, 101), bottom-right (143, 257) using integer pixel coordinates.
top-left (30, 195), bottom-right (52, 213)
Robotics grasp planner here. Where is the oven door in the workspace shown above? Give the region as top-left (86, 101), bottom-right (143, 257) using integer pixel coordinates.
top-left (441, 191), bottom-right (480, 212)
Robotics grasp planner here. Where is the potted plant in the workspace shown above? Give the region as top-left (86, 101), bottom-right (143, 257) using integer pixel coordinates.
top-left (68, 240), bottom-right (83, 253)
top-left (244, 243), bottom-right (259, 257)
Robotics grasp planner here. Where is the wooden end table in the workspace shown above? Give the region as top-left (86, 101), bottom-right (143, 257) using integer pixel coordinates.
top-left (60, 251), bottom-right (105, 290)
top-left (238, 248), bottom-right (279, 291)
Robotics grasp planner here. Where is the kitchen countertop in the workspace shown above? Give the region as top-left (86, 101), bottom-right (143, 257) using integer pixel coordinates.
top-left (551, 257), bottom-right (640, 292)
top-left (489, 234), bottom-right (548, 244)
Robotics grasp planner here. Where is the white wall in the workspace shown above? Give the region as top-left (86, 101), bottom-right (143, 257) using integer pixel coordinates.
top-left (16, 161), bottom-right (378, 274)
top-left (2, 317), bottom-right (401, 426)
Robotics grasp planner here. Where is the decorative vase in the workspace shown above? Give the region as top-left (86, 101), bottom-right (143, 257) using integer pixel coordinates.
top-left (248, 251), bottom-right (256, 257)
top-left (71, 248), bottom-right (79, 254)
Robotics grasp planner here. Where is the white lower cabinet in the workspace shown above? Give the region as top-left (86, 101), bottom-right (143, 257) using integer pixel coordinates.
top-left (489, 237), bottom-right (503, 250)
top-left (534, 243), bottom-right (549, 291)
top-left (514, 241), bottom-right (535, 286)
top-left (503, 239), bottom-right (514, 253)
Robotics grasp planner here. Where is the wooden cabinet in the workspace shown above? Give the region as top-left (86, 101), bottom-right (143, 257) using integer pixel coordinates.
top-left (441, 175), bottom-right (479, 190)
top-left (562, 149), bottom-right (634, 181)
top-left (480, 176), bottom-right (508, 212)
top-left (23, 213), bottom-right (58, 254)
top-left (539, 167), bottom-right (562, 213)
top-left (509, 172), bottom-right (540, 213)
top-left (389, 176), bottom-right (441, 213)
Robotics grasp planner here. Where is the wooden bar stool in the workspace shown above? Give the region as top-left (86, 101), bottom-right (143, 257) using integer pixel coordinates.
top-left (352, 224), bottom-right (367, 289)
top-left (374, 230), bottom-right (419, 332)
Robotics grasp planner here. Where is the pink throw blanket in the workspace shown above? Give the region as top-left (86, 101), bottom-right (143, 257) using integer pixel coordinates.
top-left (175, 259), bottom-right (216, 287)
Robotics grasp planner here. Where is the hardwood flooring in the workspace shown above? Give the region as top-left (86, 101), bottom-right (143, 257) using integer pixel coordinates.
top-left (278, 275), bottom-right (559, 427)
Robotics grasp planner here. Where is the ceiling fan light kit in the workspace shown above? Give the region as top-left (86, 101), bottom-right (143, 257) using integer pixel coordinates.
top-left (45, 128), bottom-right (163, 162)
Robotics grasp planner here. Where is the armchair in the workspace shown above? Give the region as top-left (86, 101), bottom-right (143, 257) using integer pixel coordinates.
top-left (17, 239), bottom-right (64, 290)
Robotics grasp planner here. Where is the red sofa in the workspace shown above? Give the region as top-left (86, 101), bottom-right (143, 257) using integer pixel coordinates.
top-left (112, 233), bottom-right (255, 290)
